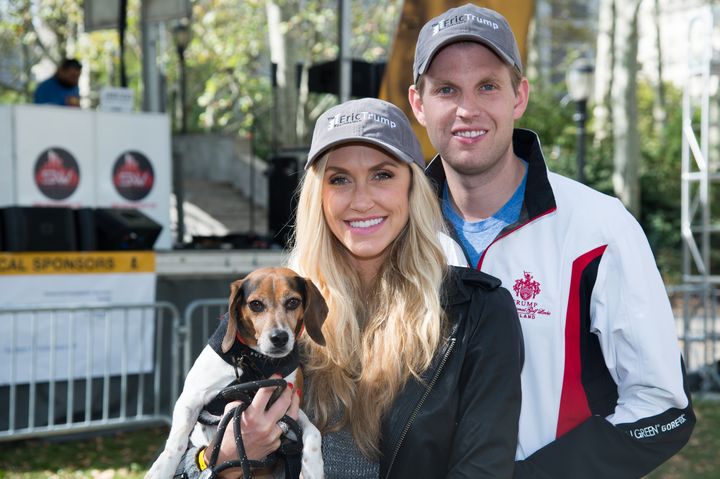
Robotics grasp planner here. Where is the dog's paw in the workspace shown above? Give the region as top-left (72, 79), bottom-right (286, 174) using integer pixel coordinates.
top-left (144, 463), bottom-right (161, 479)
top-left (145, 455), bottom-right (175, 479)
top-left (300, 428), bottom-right (324, 479)
top-left (300, 458), bottom-right (325, 479)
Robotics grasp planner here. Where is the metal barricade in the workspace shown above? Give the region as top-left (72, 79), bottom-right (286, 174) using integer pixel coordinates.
top-left (0, 302), bottom-right (181, 441)
top-left (669, 285), bottom-right (720, 391)
top-left (180, 299), bottom-right (228, 380)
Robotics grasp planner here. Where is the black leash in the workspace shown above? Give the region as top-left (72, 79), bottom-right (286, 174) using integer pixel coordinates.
top-left (199, 378), bottom-right (303, 479)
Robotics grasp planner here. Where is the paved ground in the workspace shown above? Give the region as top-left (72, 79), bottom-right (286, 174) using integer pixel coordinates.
top-left (179, 178), bottom-right (268, 236)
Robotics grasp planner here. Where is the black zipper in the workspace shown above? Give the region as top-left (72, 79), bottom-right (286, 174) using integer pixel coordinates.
top-left (384, 336), bottom-right (457, 479)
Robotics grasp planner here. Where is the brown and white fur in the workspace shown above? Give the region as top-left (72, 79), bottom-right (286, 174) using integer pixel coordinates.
top-left (146, 267), bottom-right (327, 479)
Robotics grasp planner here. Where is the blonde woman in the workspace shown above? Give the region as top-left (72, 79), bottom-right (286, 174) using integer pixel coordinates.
top-left (175, 99), bottom-right (523, 479)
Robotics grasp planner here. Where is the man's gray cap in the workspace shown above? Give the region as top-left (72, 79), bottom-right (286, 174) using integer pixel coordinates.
top-left (413, 3), bottom-right (523, 83)
top-left (305, 98), bottom-right (425, 169)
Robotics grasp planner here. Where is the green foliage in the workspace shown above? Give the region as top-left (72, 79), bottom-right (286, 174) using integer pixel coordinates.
top-left (188, 0), bottom-right (272, 139)
top-left (637, 82), bottom-right (684, 281)
top-left (0, 0), bottom-right (143, 108)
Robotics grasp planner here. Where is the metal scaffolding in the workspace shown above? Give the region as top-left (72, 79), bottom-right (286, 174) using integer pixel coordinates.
top-left (680, 6), bottom-right (720, 391)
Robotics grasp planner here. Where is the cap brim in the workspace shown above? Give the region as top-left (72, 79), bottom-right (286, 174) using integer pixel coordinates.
top-left (305, 137), bottom-right (419, 170)
top-left (416, 34), bottom-right (517, 82)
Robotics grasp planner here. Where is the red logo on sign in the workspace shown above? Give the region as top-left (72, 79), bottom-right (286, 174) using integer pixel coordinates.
top-left (112, 151), bottom-right (154, 201)
top-left (34, 148), bottom-right (80, 200)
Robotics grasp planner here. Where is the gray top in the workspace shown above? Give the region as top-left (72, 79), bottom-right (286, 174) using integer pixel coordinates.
top-left (321, 423), bottom-right (378, 479)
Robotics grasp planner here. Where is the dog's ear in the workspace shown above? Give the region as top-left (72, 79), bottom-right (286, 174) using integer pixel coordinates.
top-left (223, 279), bottom-right (245, 353)
top-left (302, 278), bottom-right (328, 346)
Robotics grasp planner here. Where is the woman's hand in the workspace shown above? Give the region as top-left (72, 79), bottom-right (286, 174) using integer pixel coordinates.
top-left (206, 376), bottom-right (300, 477)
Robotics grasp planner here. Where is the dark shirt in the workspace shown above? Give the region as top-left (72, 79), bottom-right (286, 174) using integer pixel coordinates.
top-left (33, 76), bottom-right (80, 106)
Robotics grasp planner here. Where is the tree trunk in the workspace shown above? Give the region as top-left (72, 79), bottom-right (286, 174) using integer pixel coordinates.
top-left (296, 61), bottom-right (311, 144)
top-left (266, 1), bottom-right (299, 152)
top-left (611, 0), bottom-right (642, 217)
top-left (652, 0), bottom-right (667, 139)
top-left (593, 0), bottom-right (615, 145)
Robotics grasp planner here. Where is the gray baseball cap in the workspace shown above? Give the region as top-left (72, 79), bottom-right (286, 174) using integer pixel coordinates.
top-left (305, 98), bottom-right (425, 169)
top-left (413, 4), bottom-right (523, 83)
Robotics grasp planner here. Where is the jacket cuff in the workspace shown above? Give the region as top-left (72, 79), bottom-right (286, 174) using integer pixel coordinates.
top-left (174, 445), bottom-right (202, 479)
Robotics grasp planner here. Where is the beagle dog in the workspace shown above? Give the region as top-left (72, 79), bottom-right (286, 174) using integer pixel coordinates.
top-left (146, 267), bottom-right (327, 479)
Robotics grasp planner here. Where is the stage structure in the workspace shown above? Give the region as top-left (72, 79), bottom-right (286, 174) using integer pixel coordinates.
top-left (680, 5), bottom-right (720, 391)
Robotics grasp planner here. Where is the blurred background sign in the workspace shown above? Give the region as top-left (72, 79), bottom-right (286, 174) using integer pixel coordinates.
top-left (84, 0), bottom-right (191, 32)
top-left (99, 87), bottom-right (135, 113)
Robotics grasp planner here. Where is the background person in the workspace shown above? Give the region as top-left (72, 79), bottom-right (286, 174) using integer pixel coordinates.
top-left (33, 58), bottom-right (82, 107)
top-left (407, 4), bottom-right (695, 478)
top-left (175, 98), bottom-right (524, 478)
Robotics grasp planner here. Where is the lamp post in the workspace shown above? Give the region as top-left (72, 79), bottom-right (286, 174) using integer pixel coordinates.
top-left (171, 19), bottom-right (191, 246)
top-left (172, 18), bottom-right (191, 134)
top-left (565, 58), bottom-right (594, 184)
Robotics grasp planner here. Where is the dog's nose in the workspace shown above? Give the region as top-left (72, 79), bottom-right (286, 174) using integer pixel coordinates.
top-left (270, 330), bottom-right (289, 347)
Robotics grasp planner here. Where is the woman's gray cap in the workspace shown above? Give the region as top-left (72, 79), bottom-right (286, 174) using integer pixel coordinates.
top-left (413, 3), bottom-right (523, 83)
top-left (305, 98), bottom-right (425, 169)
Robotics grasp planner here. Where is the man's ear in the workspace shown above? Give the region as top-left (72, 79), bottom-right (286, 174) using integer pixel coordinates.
top-left (408, 84), bottom-right (427, 127)
top-left (513, 77), bottom-right (530, 121)
top-left (223, 279), bottom-right (245, 353)
top-left (301, 278), bottom-right (328, 346)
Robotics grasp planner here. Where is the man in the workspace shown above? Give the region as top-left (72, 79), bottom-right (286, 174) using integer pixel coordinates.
top-left (408, 4), bottom-right (695, 478)
top-left (33, 58), bottom-right (82, 107)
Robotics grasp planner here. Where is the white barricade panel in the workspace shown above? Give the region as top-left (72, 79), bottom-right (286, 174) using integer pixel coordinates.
top-left (95, 111), bottom-right (172, 250)
top-left (0, 252), bottom-right (156, 385)
top-left (0, 106), bottom-right (14, 207)
top-left (14, 105), bottom-right (96, 208)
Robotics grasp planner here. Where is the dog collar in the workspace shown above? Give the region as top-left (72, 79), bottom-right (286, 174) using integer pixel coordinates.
top-left (233, 341), bottom-right (300, 382)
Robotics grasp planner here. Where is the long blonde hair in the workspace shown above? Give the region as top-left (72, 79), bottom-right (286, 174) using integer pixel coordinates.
top-left (288, 154), bottom-right (447, 459)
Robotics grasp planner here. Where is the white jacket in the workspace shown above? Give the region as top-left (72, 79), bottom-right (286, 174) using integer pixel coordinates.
top-left (429, 129), bottom-right (695, 478)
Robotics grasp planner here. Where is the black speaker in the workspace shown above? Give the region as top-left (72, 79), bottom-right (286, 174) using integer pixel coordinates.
top-left (0, 208), bottom-right (6, 255)
top-left (74, 207), bottom-right (97, 251)
top-left (94, 208), bottom-right (162, 251)
top-left (267, 156), bottom-right (300, 248)
top-left (0, 209), bottom-right (4, 251)
top-left (1, 206), bottom-right (78, 252)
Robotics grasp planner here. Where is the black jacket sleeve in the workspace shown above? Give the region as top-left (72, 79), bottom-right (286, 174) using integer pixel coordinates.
top-left (447, 285), bottom-right (524, 478)
top-left (513, 374), bottom-right (695, 479)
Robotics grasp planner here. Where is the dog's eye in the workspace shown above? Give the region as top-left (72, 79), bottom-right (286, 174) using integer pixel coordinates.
top-left (248, 300), bottom-right (265, 312)
top-left (286, 298), bottom-right (301, 310)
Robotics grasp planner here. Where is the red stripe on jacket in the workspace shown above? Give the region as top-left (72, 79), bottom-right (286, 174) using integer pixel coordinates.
top-left (556, 244), bottom-right (608, 438)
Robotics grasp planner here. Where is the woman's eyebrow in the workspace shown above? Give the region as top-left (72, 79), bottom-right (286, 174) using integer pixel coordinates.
top-left (325, 161), bottom-right (399, 174)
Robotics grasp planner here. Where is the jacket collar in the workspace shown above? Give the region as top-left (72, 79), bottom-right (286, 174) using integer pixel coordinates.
top-left (230, 341), bottom-right (300, 382)
top-left (425, 128), bottom-right (556, 224)
top-left (442, 266), bottom-right (501, 306)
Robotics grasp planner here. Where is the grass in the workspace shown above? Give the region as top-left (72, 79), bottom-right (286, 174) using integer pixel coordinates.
top-left (0, 426), bottom-right (169, 479)
top-left (647, 397), bottom-right (720, 479)
top-left (0, 399), bottom-right (718, 478)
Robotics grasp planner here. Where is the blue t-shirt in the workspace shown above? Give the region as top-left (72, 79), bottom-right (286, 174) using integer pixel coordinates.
top-left (443, 165), bottom-right (527, 268)
top-left (33, 76), bottom-right (80, 106)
